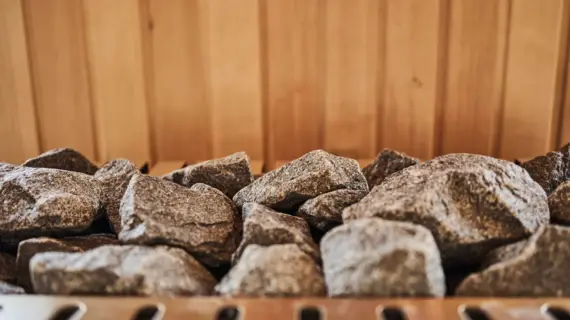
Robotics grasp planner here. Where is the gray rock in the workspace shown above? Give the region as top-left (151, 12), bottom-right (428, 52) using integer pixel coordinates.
top-left (163, 152), bottom-right (254, 198)
top-left (548, 180), bottom-right (570, 224)
top-left (23, 148), bottom-right (98, 175)
top-left (362, 149), bottom-right (419, 188)
top-left (456, 225), bottom-right (570, 296)
top-left (321, 218), bottom-right (445, 297)
top-left (233, 203), bottom-right (319, 263)
top-left (94, 159), bottom-right (139, 233)
top-left (343, 153), bottom-right (548, 268)
top-left (119, 175), bottom-right (241, 267)
top-left (233, 150), bottom-right (368, 212)
top-left (0, 166), bottom-right (103, 238)
top-left (297, 189), bottom-right (366, 232)
top-left (17, 234), bottom-right (118, 291)
top-left (0, 281), bottom-right (25, 294)
top-left (215, 244), bottom-right (325, 297)
top-left (30, 245), bottom-right (216, 296)
top-left (0, 253), bottom-right (16, 283)
top-left (521, 152), bottom-right (565, 194)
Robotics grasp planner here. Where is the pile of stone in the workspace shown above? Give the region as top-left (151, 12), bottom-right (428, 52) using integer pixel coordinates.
top-left (1, 145), bottom-right (570, 297)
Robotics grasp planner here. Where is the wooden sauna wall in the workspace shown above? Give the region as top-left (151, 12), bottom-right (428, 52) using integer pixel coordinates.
top-left (2, 0), bottom-right (570, 167)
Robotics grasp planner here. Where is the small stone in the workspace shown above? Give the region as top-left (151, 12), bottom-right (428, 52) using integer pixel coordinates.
top-left (321, 218), bottom-right (445, 297)
top-left (215, 244), bottom-right (325, 297)
top-left (233, 203), bottom-right (319, 263)
top-left (0, 166), bottom-right (103, 239)
top-left (30, 245), bottom-right (216, 296)
top-left (119, 175), bottom-right (241, 267)
top-left (163, 152), bottom-right (254, 198)
top-left (343, 154), bottom-right (548, 268)
top-left (233, 150), bottom-right (368, 212)
top-left (479, 240), bottom-right (528, 269)
top-left (23, 148), bottom-right (98, 175)
top-left (16, 234), bottom-right (118, 291)
top-left (362, 149), bottom-right (419, 188)
top-left (0, 253), bottom-right (16, 283)
top-left (94, 160), bottom-right (139, 233)
top-left (0, 281), bottom-right (25, 294)
top-left (521, 152), bottom-right (565, 194)
top-left (456, 225), bottom-right (570, 296)
top-left (297, 189), bottom-right (367, 232)
top-left (548, 180), bottom-right (570, 224)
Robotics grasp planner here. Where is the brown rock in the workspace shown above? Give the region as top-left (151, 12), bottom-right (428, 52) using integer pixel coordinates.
top-left (521, 151), bottom-right (565, 194)
top-left (0, 253), bottom-right (16, 283)
top-left (297, 189), bottom-right (366, 232)
top-left (480, 240), bottom-right (528, 269)
top-left (362, 149), bottom-right (419, 188)
top-left (23, 148), bottom-right (98, 175)
top-left (548, 180), bottom-right (570, 224)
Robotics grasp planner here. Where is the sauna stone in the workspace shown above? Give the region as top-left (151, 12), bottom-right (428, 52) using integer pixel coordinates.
top-left (163, 152), bottom-right (254, 198)
top-left (30, 245), bottom-right (216, 296)
top-left (456, 225), bottom-right (570, 296)
top-left (343, 154), bottom-right (549, 268)
top-left (233, 203), bottom-right (319, 263)
top-left (233, 150), bottom-right (368, 212)
top-left (297, 189), bottom-right (367, 232)
top-left (119, 176), bottom-right (241, 267)
top-left (548, 180), bottom-right (570, 224)
top-left (321, 218), bottom-right (445, 297)
top-left (0, 281), bottom-right (25, 294)
top-left (362, 149), bottom-right (420, 188)
top-left (522, 151), bottom-right (566, 194)
top-left (17, 234), bottom-right (118, 291)
top-left (215, 244), bottom-right (325, 297)
top-left (94, 159), bottom-right (139, 233)
top-left (479, 239), bottom-right (528, 269)
top-left (0, 253), bottom-right (16, 284)
top-left (23, 148), bottom-right (98, 175)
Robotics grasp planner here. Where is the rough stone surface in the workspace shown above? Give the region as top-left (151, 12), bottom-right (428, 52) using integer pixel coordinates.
top-left (119, 175), bottom-right (241, 267)
top-left (0, 166), bottom-right (103, 238)
top-left (216, 244), bottom-right (325, 297)
top-left (0, 253), bottom-right (16, 283)
top-left (362, 149), bottom-right (420, 188)
top-left (30, 245), bottom-right (216, 296)
top-left (23, 148), bottom-right (98, 175)
top-left (521, 152), bottom-right (565, 194)
top-left (321, 218), bottom-right (445, 297)
top-left (297, 189), bottom-right (367, 232)
top-left (456, 225), bottom-right (570, 296)
top-left (0, 281), bottom-right (24, 294)
top-left (548, 180), bottom-right (570, 224)
top-left (163, 152), bottom-right (254, 198)
top-left (17, 234), bottom-right (118, 291)
top-left (94, 160), bottom-right (139, 233)
top-left (343, 153), bottom-right (548, 268)
top-left (233, 150), bottom-right (368, 212)
top-left (233, 203), bottom-right (319, 263)
top-left (480, 240), bottom-right (528, 269)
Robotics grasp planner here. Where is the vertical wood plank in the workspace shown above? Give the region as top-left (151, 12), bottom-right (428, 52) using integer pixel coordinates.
top-left (83, 0), bottom-right (151, 164)
top-left (441, 0), bottom-right (509, 156)
top-left (23, 0), bottom-right (96, 159)
top-left (323, 0), bottom-right (380, 159)
top-left (382, 0), bottom-right (443, 160)
top-left (199, 0), bottom-right (263, 159)
top-left (0, 0), bottom-right (39, 163)
top-left (499, 0), bottom-right (568, 159)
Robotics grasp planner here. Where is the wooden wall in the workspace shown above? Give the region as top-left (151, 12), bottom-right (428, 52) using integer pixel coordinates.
top-left (2, 0), bottom-right (570, 167)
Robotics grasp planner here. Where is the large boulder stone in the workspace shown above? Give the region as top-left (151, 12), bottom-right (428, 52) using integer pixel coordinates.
top-left (119, 175), bottom-right (241, 267)
top-left (548, 180), bottom-right (570, 224)
top-left (456, 225), bottom-right (570, 296)
top-left (215, 244), bottom-right (325, 297)
top-left (233, 150), bottom-right (368, 212)
top-left (23, 148), bottom-right (98, 175)
top-left (233, 203), bottom-right (319, 263)
top-left (297, 189), bottom-right (366, 232)
top-left (362, 149), bottom-right (419, 188)
top-left (0, 253), bottom-right (16, 283)
top-left (30, 245), bottom-right (216, 296)
top-left (16, 234), bottom-right (118, 291)
top-left (163, 152), bottom-right (254, 198)
top-left (343, 153), bottom-right (548, 268)
top-left (94, 160), bottom-right (139, 233)
top-left (321, 218), bottom-right (445, 297)
top-left (521, 152), bottom-right (565, 194)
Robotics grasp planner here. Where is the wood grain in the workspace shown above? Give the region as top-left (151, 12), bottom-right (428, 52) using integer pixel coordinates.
top-left (0, 0), bottom-right (39, 163)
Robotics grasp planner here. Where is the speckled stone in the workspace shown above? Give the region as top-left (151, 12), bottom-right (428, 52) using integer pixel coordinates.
top-left (233, 150), bottom-right (368, 212)
top-left (94, 160), bottom-right (138, 233)
top-left (232, 203), bottom-right (319, 263)
top-left (0, 281), bottom-right (24, 294)
top-left (548, 180), bottom-right (570, 224)
top-left (0, 166), bottom-right (103, 238)
top-left (216, 244), bottom-right (325, 297)
top-left (297, 189), bottom-right (367, 232)
top-left (0, 253), bottom-right (16, 283)
top-left (479, 239), bottom-right (528, 269)
top-left (456, 225), bottom-right (570, 296)
top-left (23, 148), bottom-right (98, 175)
top-left (362, 149), bottom-right (419, 188)
top-left (521, 152), bottom-right (565, 194)
top-left (163, 152), bottom-right (254, 198)
top-left (17, 234), bottom-right (118, 291)
top-left (343, 153), bottom-right (548, 268)
top-left (30, 245), bottom-right (216, 296)
top-left (321, 218), bottom-right (445, 297)
top-left (119, 176), bottom-right (241, 267)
